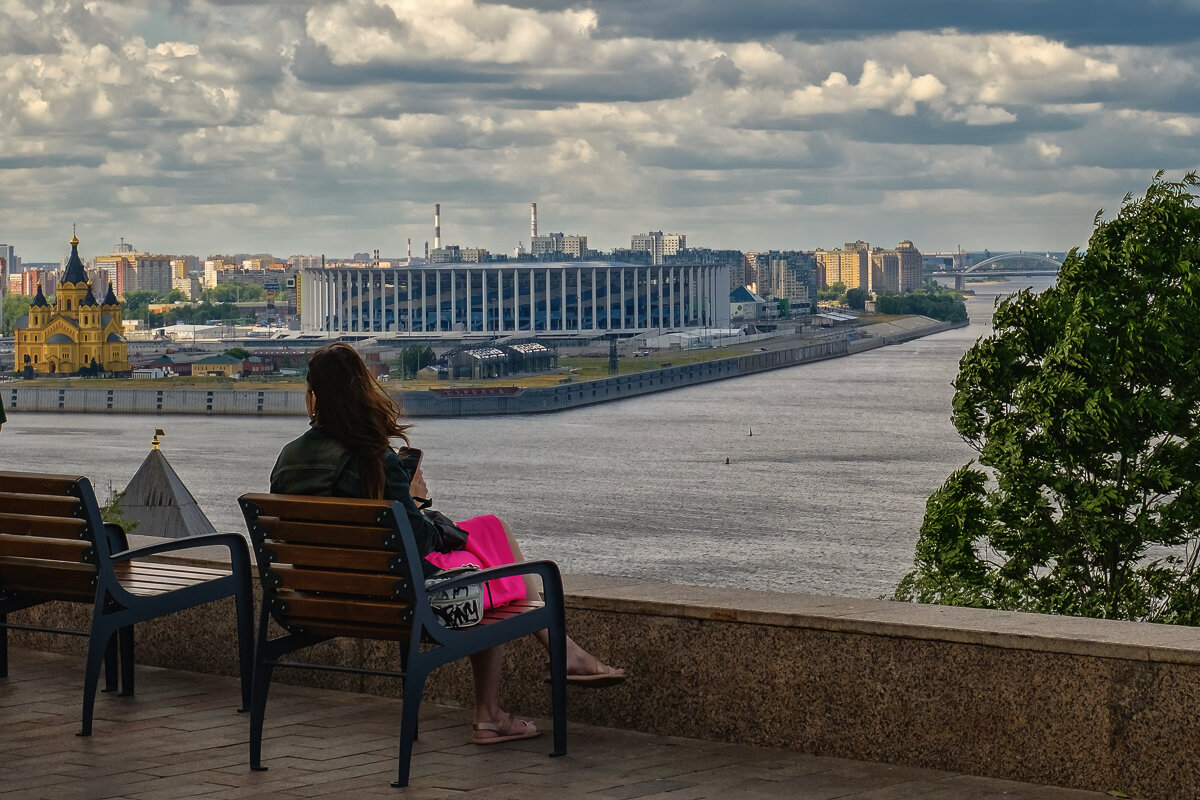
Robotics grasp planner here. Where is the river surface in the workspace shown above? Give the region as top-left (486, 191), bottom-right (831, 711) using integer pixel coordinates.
top-left (0, 280), bottom-right (1049, 598)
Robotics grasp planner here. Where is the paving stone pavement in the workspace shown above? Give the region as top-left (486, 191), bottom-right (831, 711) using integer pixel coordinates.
top-left (1, 648), bottom-right (1115, 800)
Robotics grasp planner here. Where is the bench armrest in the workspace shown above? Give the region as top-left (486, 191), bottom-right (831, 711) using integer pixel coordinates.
top-left (110, 532), bottom-right (252, 570)
top-left (426, 559), bottom-right (563, 596)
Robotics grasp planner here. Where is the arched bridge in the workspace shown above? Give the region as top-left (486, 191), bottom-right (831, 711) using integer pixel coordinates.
top-left (931, 252), bottom-right (1062, 290)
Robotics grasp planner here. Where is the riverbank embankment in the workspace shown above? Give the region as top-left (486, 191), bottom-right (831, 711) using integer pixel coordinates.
top-left (3, 317), bottom-right (966, 417)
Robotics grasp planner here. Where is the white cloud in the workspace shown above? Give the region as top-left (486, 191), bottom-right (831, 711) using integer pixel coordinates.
top-left (0, 0), bottom-right (1194, 259)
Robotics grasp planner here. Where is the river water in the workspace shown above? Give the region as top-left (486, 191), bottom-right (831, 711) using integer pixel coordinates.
top-left (0, 280), bottom-right (1048, 598)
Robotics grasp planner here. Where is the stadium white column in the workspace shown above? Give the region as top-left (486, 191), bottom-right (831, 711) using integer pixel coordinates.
top-left (645, 266), bottom-right (652, 330)
top-left (421, 271), bottom-right (428, 333)
top-left (434, 270), bottom-right (441, 332)
top-left (406, 270), bottom-right (413, 333)
top-left (393, 268), bottom-right (403, 331)
top-left (464, 269), bottom-right (472, 332)
top-left (619, 268), bottom-right (626, 329)
top-left (478, 268), bottom-right (485, 332)
top-left (560, 267), bottom-right (567, 330)
top-left (450, 268), bottom-right (457, 331)
top-left (605, 267), bottom-right (612, 330)
top-left (590, 267), bottom-right (597, 332)
top-left (367, 272), bottom-right (375, 332)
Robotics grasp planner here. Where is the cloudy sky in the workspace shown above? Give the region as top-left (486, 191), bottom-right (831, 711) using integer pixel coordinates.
top-left (2, 0), bottom-right (1198, 262)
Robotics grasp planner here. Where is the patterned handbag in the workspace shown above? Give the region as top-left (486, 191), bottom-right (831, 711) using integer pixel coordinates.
top-left (424, 565), bottom-right (483, 629)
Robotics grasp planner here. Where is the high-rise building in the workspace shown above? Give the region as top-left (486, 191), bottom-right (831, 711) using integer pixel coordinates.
top-left (0, 243), bottom-right (15, 303)
top-left (761, 251), bottom-right (818, 313)
top-left (815, 243), bottom-right (869, 290)
top-left (630, 231), bottom-right (685, 265)
top-left (869, 250), bottom-right (900, 293)
top-left (895, 240), bottom-right (924, 292)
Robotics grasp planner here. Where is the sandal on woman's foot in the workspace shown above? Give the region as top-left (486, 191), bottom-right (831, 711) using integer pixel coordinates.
top-left (472, 717), bottom-right (539, 745)
top-left (546, 663), bottom-right (627, 688)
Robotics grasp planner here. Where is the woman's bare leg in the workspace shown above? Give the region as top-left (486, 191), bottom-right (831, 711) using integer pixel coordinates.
top-left (469, 644), bottom-right (537, 741)
top-left (497, 518), bottom-right (626, 680)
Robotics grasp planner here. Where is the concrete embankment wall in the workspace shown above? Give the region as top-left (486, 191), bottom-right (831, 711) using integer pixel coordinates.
top-left (2, 319), bottom-right (966, 417)
top-left (9, 537), bottom-right (1198, 800)
top-left (2, 385), bottom-right (306, 415)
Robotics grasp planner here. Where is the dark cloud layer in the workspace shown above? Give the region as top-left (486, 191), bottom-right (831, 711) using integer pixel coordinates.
top-left (492, 0), bottom-right (1200, 46)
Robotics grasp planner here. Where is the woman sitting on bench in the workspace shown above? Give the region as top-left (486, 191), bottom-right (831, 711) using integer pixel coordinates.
top-left (270, 342), bottom-right (625, 745)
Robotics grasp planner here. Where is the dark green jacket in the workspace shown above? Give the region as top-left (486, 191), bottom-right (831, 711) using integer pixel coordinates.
top-left (270, 426), bottom-right (443, 566)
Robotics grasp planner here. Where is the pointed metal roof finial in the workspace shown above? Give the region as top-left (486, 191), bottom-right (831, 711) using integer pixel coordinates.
top-left (71, 223), bottom-right (79, 246)
top-left (152, 428), bottom-right (165, 450)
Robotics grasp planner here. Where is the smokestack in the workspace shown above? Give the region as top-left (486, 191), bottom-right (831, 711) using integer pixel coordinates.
top-left (424, 240), bottom-right (429, 260)
top-left (407, 237), bottom-right (412, 261)
top-left (434, 203), bottom-right (441, 250)
top-left (530, 202), bottom-right (537, 239)
top-left (373, 248), bottom-right (379, 268)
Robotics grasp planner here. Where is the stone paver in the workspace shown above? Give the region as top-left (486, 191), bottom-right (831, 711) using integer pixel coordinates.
top-left (1, 648), bottom-right (1114, 799)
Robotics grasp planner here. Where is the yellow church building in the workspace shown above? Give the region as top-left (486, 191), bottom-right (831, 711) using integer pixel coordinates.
top-left (15, 234), bottom-right (130, 375)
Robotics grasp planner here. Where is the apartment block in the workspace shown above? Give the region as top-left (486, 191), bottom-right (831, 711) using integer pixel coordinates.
top-left (531, 233), bottom-right (587, 258)
top-left (630, 231), bottom-right (685, 265)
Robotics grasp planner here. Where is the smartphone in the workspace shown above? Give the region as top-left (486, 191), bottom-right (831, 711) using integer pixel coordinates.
top-left (397, 447), bottom-right (422, 476)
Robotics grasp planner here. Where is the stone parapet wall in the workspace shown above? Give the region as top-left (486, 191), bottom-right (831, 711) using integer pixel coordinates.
top-left (7, 538), bottom-right (1197, 800)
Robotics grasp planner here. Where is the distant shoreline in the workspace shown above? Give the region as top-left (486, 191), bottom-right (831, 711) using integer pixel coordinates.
top-left (3, 317), bottom-right (965, 418)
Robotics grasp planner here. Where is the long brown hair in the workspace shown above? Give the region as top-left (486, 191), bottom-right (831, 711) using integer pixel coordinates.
top-left (306, 343), bottom-right (410, 498)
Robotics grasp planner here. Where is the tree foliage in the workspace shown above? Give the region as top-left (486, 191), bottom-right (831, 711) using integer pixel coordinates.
top-left (895, 173), bottom-right (1200, 623)
top-left (399, 345), bottom-right (436, 378)
top-left (875, 288), bottom-right (967, 323)
top-left (818, 281), bottom-right (846, 301)
top-left (845, 287), bottom-right (866, 310)
top-left (2, 293), bottom-right (32, 336)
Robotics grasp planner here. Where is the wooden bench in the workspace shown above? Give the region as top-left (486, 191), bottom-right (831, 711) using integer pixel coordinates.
top-left (238, 493), bottom-right (569, 788)
top-left (0, 471), bottom-right (254, 735)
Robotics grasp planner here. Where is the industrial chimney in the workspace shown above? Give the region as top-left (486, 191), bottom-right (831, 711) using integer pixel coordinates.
top-left (530, 202), bottom-right (538, 239)
top-left (407, 237), bottom-right (412, 262)
top-left (434, 203), bottom-right (441, 250)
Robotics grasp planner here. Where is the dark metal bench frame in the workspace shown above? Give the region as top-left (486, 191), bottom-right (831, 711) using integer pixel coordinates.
top-left (239, 492), bottom-right (568, 788)
top-left (0, 471), bottom-right (255, 735)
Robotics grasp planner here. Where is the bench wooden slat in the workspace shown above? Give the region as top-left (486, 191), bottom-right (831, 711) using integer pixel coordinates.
top-left (281, 618), bottom-right (413, 641)
top-left (0, 556), bottom-right (97, 601)
top-left (257, 517), bottom-right (394, 549)
top-left (0, 472), bottom-right (87, 496)
top-left (242, 493), bottom-right (401, 526)
top-left (265, 542), bottom-right (400, 573)
top-left (0, 512), bottom-right (90, 540)
top-left (0, 533), bottom-right (94, 563)
top-left (267, 565), bottom-right (405, 597)
top-left (272, 591), bottom-right (412, 627)
top-left (0, 492), bottom-right (83, 518)
top-left (112, 562), bottom-right (233, 596)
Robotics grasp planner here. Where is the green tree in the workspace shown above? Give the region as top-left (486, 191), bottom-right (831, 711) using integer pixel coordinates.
top-left (818, 281), bottom-right (846, 301)
top-left (224, 347), bottom-right (251, 359)
top-left (202, 282), bottom-right (266, 303)
top-left (399, 345), bottom-right (436, 378)
top-left (875, 288), bottom-right (967, 323)
top-left (121, 290), bottom-right (161, 323)
top-left (3, 293), bottom-right (32, 336)
top-left (895, 173), bottom-right (1200, 623)
top-left (164, 288), bottom-right (187, 303)
top-left (845, 287), bottom-right (866, 310)
top-left (776, 298), bottom-right (790, 316)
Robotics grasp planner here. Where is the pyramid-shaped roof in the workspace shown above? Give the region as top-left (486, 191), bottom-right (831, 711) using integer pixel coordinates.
top-left (103, 282), bottom-right (119, 306)
top-left (62, 234), bottom-right (88, 285)
top-left (31, 284), bottom-right (50, 307)
top-left (119, 447), bottom-right (217, 539)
